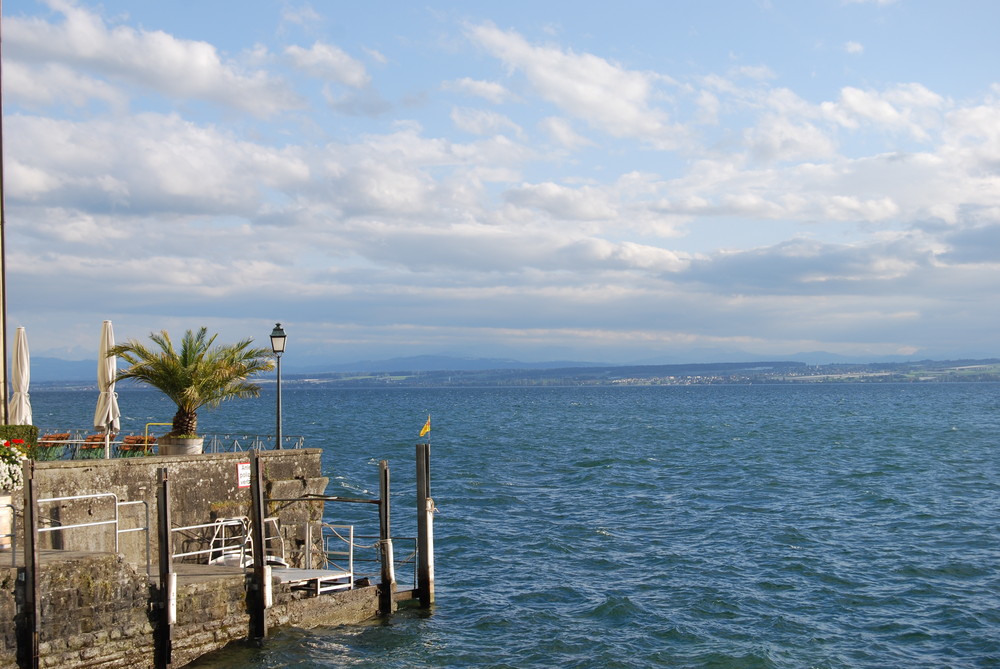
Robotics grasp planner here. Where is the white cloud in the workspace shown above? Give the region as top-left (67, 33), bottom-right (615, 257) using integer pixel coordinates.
top-left (442, 77), bottom-right (512, 103)
top-left (845, 41), bottom-right (864, 55)
top-left (281, 4), bottom-right (323, 28)
top-left (504, 182), bottom-right (617, 221)
top-left (5, 61), bottom-right (128, 111)
top-left (821, 84), bottom-right (945, 140)
top-left (733, 65), bottom-right (777, 81)
top-left (285, 42), bottom-right (370, 87)
top-left (744, 116), bottom-right (838, 163)
top-left (7, 113), bottom-right (310, 215)
top-left (6, 1), bottom-right (300, 116)
top-left (467, 22), bottom-right (681, 147)
top-left (450, 107), bottom-right (522, 136)
top-left (538, 117), bottom-right (594, 149)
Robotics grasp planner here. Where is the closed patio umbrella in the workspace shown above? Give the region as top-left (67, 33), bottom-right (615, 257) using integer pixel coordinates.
top-left (93, 320), bottom-right (121, 459)
top-left (8, 327), bottom-right (31, 425)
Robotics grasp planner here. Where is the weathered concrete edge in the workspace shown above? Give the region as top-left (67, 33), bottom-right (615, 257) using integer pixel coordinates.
top-left (171, 581), bottom-right (384, 668)
top-left (31, 449), bottom-right (324, 470)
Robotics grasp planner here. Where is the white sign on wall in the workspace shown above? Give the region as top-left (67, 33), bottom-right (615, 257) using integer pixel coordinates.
top-left (238, 462), bottom-right (251, 488)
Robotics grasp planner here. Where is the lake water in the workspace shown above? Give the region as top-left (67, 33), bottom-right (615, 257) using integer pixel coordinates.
top-left (30, 382), bottom-right (1000, 667)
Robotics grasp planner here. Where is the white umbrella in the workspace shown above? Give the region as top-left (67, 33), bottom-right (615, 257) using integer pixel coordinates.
top-left (8, 327), bottom-right (31, 425)
top-left (93, 320), bottom-right (121, 459)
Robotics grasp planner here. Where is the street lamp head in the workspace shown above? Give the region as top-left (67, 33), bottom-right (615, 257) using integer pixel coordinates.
top-left (270, 323), bottom-right (287, 356)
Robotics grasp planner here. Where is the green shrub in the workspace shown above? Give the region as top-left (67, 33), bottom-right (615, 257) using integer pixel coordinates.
top-left (0, 425), bottom-right (38, 447)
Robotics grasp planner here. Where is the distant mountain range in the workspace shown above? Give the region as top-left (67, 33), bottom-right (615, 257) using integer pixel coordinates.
top-left (282, 350), bottom-right (935, 375)
top-left (26, 357), bottom-right (97, 383)
top-left (288, 354), bottom-right (607, 374)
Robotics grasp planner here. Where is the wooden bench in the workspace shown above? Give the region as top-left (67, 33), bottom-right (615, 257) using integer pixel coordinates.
top-left (78, 433), bottom-right (116, 458)
top-left (38, 433), bottom-right (71, 446)
top-left (34, 433), bottom-right (71, 461)
top-left (120, 435), bottom-right (157, 455)
top-left (80, 433), bottom-right (115, 447)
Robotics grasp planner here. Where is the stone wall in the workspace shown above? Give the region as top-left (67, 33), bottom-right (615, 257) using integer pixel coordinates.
top-left (15, 450), bottom-right (328, 570)
top-left (0, 566), bottom-right (17, 669)
top-left (169, 571), bottom-right (250, 668)
top-left (0, 554), bottom-right (152, 669)
top-left (0, 555), bottom-right (383, 669)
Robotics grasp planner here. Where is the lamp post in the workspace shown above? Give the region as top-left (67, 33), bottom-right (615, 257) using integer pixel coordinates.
top-left (270, 323), bottom-right (286, 449)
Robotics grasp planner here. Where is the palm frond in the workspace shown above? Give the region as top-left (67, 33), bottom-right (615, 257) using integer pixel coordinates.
top-left (111, 328), bottom-right (275, 435)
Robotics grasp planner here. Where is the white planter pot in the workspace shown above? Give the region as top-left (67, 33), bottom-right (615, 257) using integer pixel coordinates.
top-left (159, 436), bottom-right (205, 455)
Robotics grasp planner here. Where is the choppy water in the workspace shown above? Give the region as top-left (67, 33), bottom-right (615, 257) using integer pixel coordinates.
top-left (32, 383), bottom-right (1000, 667)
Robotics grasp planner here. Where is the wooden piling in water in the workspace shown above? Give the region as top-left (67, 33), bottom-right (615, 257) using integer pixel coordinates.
top-left (378, 459), bottom-right (396, 614)
top-left (416, 443), bottom-right (435, 608)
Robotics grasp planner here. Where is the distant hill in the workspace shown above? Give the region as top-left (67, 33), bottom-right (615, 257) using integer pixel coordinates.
top-left (282, 360), bottom-right (813, 387)
top-left (27, 357), bottom-right (96, 383)
top-left (284, 354), bottom-right (606, 374)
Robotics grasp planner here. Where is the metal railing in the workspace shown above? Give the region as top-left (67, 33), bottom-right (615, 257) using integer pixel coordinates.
top-left (171, 517), bottom-right (250, 565)
top-left (30, 430), bottom-right (306, 460)
top-left (170, 516), bottom-right (288, 568)
top-left (360, 534), bottom-right (418, 589)
top-left (35, 492), bottom-right (151, 575)
top-left (203, 434), bottom-right (305, 453)
top-left (321, 524), bottom-right (355, 589)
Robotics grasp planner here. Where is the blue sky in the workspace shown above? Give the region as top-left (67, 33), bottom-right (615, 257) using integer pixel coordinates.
top-left (3, 0), bottom-right (1000, 366)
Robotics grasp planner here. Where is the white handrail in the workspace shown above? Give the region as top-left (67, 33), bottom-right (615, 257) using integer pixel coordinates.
top-left (35, 493), bottom-right (151, 574)
top-left (322, 523), bottom-right (355, 589)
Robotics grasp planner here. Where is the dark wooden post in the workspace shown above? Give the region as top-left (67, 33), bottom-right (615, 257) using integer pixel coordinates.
top-left (377, 459), bottom-right (396, 614)
top-left (155, 468), bottom-right (174, 669)
top-left (416, 443), bottom-right (435, 607)
top-left (249, 449), bottom-right (268, 639)
top-left (22, 459), bottom-right (40, 669)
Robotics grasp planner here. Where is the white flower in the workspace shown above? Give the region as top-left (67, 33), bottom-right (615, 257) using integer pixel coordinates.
top-left (0, 460), bottom-right (23, 491)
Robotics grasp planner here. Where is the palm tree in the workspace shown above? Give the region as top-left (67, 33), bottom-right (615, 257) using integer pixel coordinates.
top-left (109, 328), bottom-right (275, 437)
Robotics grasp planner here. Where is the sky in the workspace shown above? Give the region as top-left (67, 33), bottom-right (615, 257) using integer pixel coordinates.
top-left (3, 0), bottom-right (1000, 367)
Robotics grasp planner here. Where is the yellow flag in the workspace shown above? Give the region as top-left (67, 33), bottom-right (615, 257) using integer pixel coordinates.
top-left (420, 415), bottom-right (431, 437)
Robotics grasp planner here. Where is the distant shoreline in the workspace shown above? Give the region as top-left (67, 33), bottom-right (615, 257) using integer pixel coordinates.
top-left (30, 358), bottom-right (1000, 389)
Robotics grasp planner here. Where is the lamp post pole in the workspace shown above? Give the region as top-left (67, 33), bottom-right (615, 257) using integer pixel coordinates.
top-left (270, 323), bottom-right (286, 449)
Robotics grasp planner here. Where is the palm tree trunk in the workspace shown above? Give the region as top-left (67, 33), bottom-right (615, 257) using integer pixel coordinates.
top-left (172, 408), bottom-right (198, 436)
